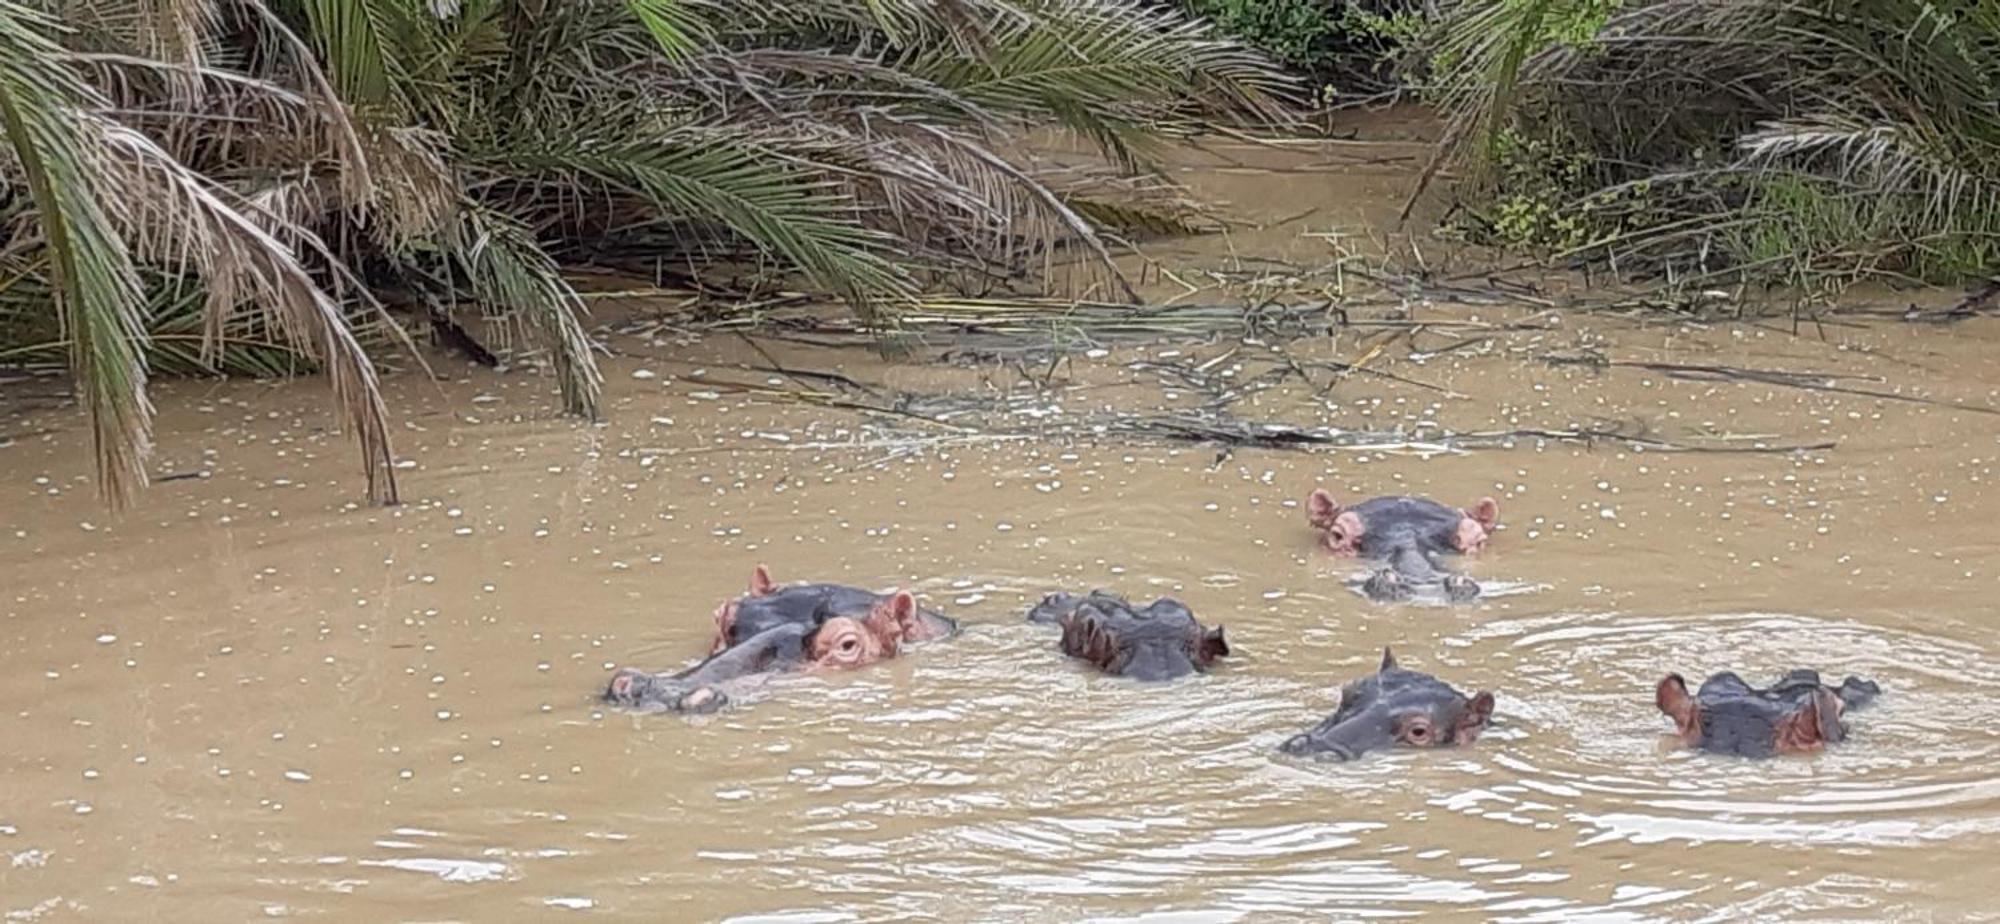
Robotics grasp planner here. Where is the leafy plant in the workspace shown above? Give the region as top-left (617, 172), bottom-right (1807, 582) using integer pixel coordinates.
top-left (1178, 0), bottom-right (1431, 95)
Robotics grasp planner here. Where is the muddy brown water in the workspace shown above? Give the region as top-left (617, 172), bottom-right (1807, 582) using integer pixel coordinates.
top-left (7, 136), bottom-right (2000, 922)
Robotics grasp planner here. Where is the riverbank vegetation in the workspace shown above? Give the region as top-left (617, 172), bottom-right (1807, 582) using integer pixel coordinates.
top-left (0, 0), bottom-right (1290, 503)
top-left (1180, 1), bottom-right (1998, 300)
top-left (1421, 0), bottom-right (1999, 297)
top-left (1174, 0), bottom-right (1428, 99)
top-left (6, 0), bottom-right (1998, 508)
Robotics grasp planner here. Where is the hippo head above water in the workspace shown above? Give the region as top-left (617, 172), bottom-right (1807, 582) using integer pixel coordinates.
top-left (603, 565), bottom-right (957, 713)
top-left (1656, 669), bottom-right (1881, 758)
top-left (1027, 591), bottom-right (1228, 681)
top-left (1280, 648), bottom-right (1495, 761)
top-left (1307, 490), bottom-right (1499, 602)
top-left (706, 565), bottom-right (956, 656)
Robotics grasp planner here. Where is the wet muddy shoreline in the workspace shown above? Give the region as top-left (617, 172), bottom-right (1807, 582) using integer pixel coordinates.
top-left (7, 133), bottom-right (2000, 921)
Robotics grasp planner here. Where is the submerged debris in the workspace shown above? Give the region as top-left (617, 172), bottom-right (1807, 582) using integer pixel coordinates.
top-left (611, 294), bottom-right (1558, 362)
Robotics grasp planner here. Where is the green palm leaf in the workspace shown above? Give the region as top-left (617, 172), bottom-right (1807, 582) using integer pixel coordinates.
top-left (499, 134), bottom-right (912, 308)
top-left (0, 1), bottom-right (154, 504)
top-left (444, 204), bottom-right (603, 417)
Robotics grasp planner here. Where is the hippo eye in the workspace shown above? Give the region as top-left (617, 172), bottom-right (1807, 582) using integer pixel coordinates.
top-left (838, 636), bottom-right (860, 654)
top-left (1403, 721), bottom-right (1433, 744)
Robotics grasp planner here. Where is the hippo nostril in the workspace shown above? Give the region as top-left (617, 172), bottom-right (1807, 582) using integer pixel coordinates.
top-left (605, 670), bottom-right (648, 704)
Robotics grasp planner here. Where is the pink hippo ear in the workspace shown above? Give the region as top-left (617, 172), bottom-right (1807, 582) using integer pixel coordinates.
top-left (1456, 691), bottom-right (1496, 742)
top-left (1655, 675), bottom-right (1701, 745)
top-left (1307, 489), bottom-right (1343, 530)
top-left (1467, 497), bottom-right (1500, 531)
top-left (709, 600), bottom-right (739, 654)
top-left (868, 591), bottom-right (922, 641)
top-left (1453, 498), bottom-right (1500, 553)
top-left (749, 564), bottom-right (778, 597)
top-left (1775, 687), bottom-right (1844, 754)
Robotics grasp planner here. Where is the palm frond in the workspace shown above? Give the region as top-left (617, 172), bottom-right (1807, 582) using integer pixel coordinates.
top-left (5, 0), bottom-right (1296, 506)
top-left (907, 0), bottom-right (1294, 141)
top-left (627, 0), bottom-right (715, 62)
top-left (89, 115), bottom-right (399, 501)
top-left (497, 133), bottom-right (913, 308)
top-left (1, 279), bottom-right (316, 378)
top-left (0, 1), bottom-right (153, 504)
top-left (444, 203), bottom-right (602, 416)
top-left (299, 0), bottom-right (410, 107)
top-left (1739, 114), bottom-right (2000, 229)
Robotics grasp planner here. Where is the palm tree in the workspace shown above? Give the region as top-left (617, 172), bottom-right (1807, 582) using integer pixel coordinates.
top-left (1, 0), bottom-right (1291, 507)
top-left (0, 0), bottom-right (395, 506)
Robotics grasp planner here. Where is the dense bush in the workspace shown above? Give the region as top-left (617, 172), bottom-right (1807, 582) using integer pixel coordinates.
top-left (1177, 0), bottom-right (1432, 97)
top-left (0, 0), bottom-right (1290, 504)
top-left (1426, 0), bottom-right (2000, 293)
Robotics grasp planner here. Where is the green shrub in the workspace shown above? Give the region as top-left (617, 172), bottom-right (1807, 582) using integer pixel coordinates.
top-left (1425, 0), bottom-right (2000, 293)
top-left (1179, 0), bottom-right (1431, 95)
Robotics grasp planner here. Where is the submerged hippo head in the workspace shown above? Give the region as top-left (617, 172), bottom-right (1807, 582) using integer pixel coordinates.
top-left (1308, 490), bottom-right (1499, 557)
top-left (1656, 669), bottom-right (1881, 758)
top-left (1307, 491), bottom-right (1498, 602)
top-left (1028, 591), bottom-right (1227, 681)
top-left (604, 565), bottom-right (955, 713)
top-left (709, 564), bottom-right (957, 655)
top-left (1280, 648), bottom-right (1495, 761)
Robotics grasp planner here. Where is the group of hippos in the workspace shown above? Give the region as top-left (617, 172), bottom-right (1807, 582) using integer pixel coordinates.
top-left (604, 489), bottom-right (1881, 761)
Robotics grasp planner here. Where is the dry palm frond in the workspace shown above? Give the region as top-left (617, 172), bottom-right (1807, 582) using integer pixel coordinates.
top-left (0, 1), bottom-right (396, 504)
top-left (6, 0), bottom-right (1294, 505)
top-left (91, 116), bottom-right (398, 501)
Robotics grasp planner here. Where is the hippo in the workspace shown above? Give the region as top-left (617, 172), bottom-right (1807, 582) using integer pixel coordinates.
top-left (603, 565), bottom-right (957, 713)
top-left (1026, 590), bottom-right (1228, 680)
top-left (1279, 648), bottom-right (1496, 761)
top-left (1655, 669), bottom-right (1881, 758)
top-left (1307, 490), bottom-right (1499, 602)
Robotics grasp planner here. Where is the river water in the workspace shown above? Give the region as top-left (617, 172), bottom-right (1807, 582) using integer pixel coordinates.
top-left (4, 133), bottom-right (2000, 922)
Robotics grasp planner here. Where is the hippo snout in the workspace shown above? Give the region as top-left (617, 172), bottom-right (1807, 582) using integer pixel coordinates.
top-left (1279, 733), bottom-right (1357, 761)
top-left (603, 668), bottom-right (655, 705)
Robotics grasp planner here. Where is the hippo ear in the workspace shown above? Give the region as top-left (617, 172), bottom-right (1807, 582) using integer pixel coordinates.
top-left (1777, 687), bottom-right (1845, 752)
top-left (1201, 625), bottom-right (1229, 660)
top-left (1655, 674), bottom-right (1700, 740)
top-left (1060, 607), bottom-right (1117, 667)
top-left (710, 600), bottom-right (738, 654)
top-left (1837, 676), bottom-right (1882, 711)
top-left (1467, 497), bottom-right (1500, 530)
top-left (1307, 489), bottom-right (1342, 530)
top-left (749, 565), bottom-right (778, 597)
top-left (1456, 691), bottom-right (1496, 741)
top-left (1380, 647), bottom-right (1399, 672)
top-left (872, 591), bottom-right (921, 639)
